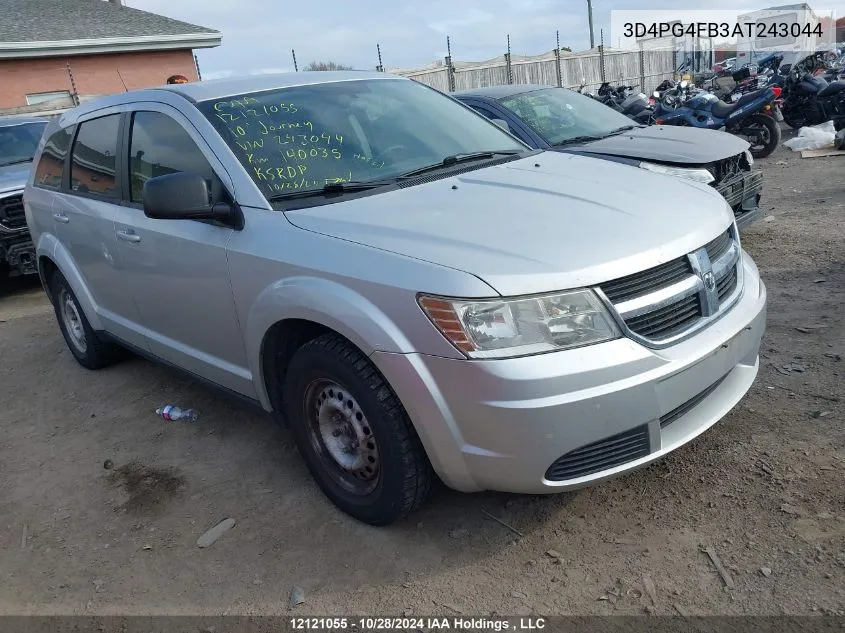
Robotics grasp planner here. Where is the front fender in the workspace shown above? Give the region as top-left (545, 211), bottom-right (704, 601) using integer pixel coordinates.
top-left (36, 232), bottom-right (104, 331)
top-left (246, 277), bottom-right (419, 410)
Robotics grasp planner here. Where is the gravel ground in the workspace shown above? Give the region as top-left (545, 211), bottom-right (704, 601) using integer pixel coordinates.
top-left (0, 135), bottom-right (843, 616)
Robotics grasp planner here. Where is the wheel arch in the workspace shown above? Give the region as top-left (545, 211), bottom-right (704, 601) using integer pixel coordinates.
top-left (248, 276), bottom-right (418, 413)
top-left (36, 233), bottom-right (103, 330)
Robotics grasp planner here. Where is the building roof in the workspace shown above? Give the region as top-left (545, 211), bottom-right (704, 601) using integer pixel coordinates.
top-left (0, 0), bottom-right (221, 59)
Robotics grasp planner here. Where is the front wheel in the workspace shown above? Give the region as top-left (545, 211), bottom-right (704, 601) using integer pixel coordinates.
top-left (283, 333), bottom-right (433, 525)
top-left (737, 113), bottom-right (781, 158)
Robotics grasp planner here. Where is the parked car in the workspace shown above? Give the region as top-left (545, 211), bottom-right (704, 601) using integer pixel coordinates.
top-left (454, 85), bottom-right (765, 228)
top-left (25, 72), bottom-right (767, 525)
top-left (1, 115), bottom-right (49, 279)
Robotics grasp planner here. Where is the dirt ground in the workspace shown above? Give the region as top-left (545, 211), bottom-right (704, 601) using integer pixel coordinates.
top-left (1, 135), bottom-right (843, 617)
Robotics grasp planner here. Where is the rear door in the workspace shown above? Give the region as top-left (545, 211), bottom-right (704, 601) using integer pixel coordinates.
top-left (51, 109), bottom-right (149, 349)
top-left (111, 104), bottom-right (252, 396)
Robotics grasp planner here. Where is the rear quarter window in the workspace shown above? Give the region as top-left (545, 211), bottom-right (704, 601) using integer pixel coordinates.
top-left (34, 125), bottom-right (74, 190)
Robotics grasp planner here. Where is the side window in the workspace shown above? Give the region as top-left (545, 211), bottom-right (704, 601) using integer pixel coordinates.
top-left (34, 125), bottom-right (74, 190)
top-left (129, 111), bottom-right (216, 203)
top-left (70, 115), bottom-right (120, 199)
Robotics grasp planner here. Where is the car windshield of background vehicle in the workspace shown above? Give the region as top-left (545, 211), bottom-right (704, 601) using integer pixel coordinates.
top-left (198, 78), bottom-right (527, 201)
top-left (0, 122), bottom-right (48, 167)
top-left (500, 88), bottom-right (636, 146)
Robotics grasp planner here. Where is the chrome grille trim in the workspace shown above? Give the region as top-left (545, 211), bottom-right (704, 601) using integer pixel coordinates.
top-left (597, 227), bottom-right (744, 348)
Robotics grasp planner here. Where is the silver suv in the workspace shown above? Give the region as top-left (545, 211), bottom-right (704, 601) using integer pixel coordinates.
top-left (25, 72), bottom-right (767, 525)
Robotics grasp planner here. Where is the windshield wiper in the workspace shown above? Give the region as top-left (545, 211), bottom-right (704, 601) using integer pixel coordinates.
top-left (606, 125), bottom-right (639, 135)
top-left (266, 180), bottom-right (396, 202)
top-left (397, 150), bottom-right (523, 179)
top-left (0, 158), bottom-right (33, 168)
top-left (554, 135), bottom-right (604, 146)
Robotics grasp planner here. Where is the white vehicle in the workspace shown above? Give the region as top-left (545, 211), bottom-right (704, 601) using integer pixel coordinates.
top-left (736, 3), bottom-right (831, 67)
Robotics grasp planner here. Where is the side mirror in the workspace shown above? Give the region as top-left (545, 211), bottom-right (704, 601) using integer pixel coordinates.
top-left (143, 172), bottom-right (235, 224)
top-left (491, 118), bottom-right (511, 132)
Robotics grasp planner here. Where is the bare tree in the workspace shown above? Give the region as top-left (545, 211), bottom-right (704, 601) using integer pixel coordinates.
top-left (305, 61), bottom-right (354, 71)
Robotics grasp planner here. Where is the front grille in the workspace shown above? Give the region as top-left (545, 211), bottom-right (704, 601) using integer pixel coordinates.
top-left (600, 257), bottom-right (691, 303)
top-left (545, 425), bottom-right (650, 481)
top-left (710, 153), bottom-right (763, 211)
top-left (717, 265), bottom-right (738, 301)
top-left (598, 229), bottom-right (742, 344)
top-left (709, 153), bottom-right (746, 183)
top-left (626, 293), bottom-right (701, 338)
top-left (0, 194), bottom-right (26, 230)
top-left (704, 230), bottom-right (731, 262)
top-left (660, 375), bottom-right (728, 429)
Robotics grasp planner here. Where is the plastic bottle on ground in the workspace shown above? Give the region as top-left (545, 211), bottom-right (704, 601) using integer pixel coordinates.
top-left (155, 405), bottom-right (198, 422)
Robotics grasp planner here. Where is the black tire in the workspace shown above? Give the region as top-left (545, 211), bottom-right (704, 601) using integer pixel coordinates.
top-left (50, 271), bottom-right (123, 370)
top-left (283, 333), bottom-right (433, 525)
top-left (743, 113), bottom-right (781, 158)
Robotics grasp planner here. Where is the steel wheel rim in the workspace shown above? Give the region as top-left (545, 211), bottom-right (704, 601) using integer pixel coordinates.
top-left (59, 288), bottom-right (87, 354)
top-left (303, 378), bottom-right (380, 495)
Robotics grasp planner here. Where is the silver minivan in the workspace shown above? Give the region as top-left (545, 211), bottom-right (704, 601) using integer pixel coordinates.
top-left (25, 72), bottom-right (767, 525)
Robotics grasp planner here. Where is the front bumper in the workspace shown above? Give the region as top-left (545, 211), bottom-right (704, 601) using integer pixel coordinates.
top-left (373, 254), bottom-right (767, 494)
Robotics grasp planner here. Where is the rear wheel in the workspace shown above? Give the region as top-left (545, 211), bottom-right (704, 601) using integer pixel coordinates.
top-left (741, 113), bottom-right (781, 158)
top-left (50, 272), bottom-right (123, 369)
top-left (282, 333), bottom-right (433, 525)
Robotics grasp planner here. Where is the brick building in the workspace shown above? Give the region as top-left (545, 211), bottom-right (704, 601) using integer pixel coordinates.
top-left (0, 0), bottom-right (221, 112)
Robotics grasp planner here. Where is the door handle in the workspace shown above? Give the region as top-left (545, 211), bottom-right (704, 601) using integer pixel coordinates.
top-left (53, 212), bottom-right (70, 224)
top-left (116, 229), bottom-right (141, 243)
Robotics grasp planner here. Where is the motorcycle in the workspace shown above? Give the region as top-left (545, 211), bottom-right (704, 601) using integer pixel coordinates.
top-left (780, 51), bottom-right (845, 129)
top-left (652, 85), bottom-right (782, 158)
top-left (593, 82), bottom-right (654, 122)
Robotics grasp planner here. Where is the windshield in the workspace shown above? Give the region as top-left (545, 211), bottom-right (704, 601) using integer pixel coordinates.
top-left (0, 122), bottom-right (47, 167)
top-left (198, 78), bottom-right (527, 200)
top-left (499, 87), bottom-right (636, 146)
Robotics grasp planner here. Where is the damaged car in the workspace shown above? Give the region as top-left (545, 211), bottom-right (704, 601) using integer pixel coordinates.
top-left (1, 115), bottom-right (49, 279)
top-left (455, 85), bottom-right (764, 228)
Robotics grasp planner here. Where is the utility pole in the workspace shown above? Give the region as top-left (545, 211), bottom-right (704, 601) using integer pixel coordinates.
top-left (587, 0), bottom-right (595, 49)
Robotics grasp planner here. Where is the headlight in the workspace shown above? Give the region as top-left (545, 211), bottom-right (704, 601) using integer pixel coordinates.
top-left (418, 290), bottom-right (620, 359)
top-left (639, 161), bottom-right (715, 184)
top-left (744, 149), bottom-right (754, 168)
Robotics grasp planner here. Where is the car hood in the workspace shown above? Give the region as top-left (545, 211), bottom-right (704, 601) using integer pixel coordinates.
top-left (562, 125), bottom-right (750, 165)
top-left (0, 161), bottom-right (32, 196)
top-left (284, 152), bottom-right (733, 297)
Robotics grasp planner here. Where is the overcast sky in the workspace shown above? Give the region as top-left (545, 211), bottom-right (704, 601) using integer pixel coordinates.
top-left (127, 0), bottom-right (844, 78)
